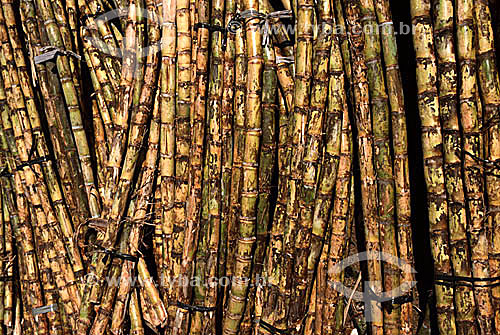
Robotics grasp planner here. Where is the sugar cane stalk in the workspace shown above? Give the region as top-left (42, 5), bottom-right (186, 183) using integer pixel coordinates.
top-left (410, 0), bottom-right (456, 333)
top-left (222, 0), bottom-right (263, 330)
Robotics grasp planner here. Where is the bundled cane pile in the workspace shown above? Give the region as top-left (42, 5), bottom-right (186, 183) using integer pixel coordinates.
top-left (1, 0), bottom-right (500, 333)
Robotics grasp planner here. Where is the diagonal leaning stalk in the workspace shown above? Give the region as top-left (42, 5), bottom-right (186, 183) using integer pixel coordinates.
top-left (35, 0), bottom-right (101, 218)
top-left (111, 87), bottom-right (161, 335)
top-left (50, 0), bottom-right (81, 98)
top-left (78, 2), bottom-right (159, 333)
top-left (21, 0), bottom-right (90, 260)
top-left (0, 13), bottom-right (82, 323)
top-left (0, 133), bottom-right (49, 334)
top-left (5, 0), bottom-right (86, 275)
top-left (102, 0), bottom-right (138, 209)
top-left (255, 2), bottom-right (299, 330)
top-left (21, 0), bottom-right (89, 230)
top-left (0, 95), bottom-right (19, 334)
top-left (257, 93), bottom-right (289, 335)
top-left (31, 204), bottom-right (65, 335)
top-left (0, 112), bottom-right (81, 329)
top-left (90, 1), bottom-right (161, 333)
top-left (77, 0), bottom-right (122, 86)
top-left (90, 98), bottom-right (107, 196)
top-left (320, 105), bottom-right (352, 335)
top-left (333, 0), bottom-right (351, 86)
top-left (81, 27), bottom-right (117, 141)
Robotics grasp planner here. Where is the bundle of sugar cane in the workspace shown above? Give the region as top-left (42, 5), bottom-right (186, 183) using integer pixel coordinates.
top-left (3, 0), bottom-right (500, 333)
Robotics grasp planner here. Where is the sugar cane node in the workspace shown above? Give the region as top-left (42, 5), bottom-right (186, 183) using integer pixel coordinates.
top-left (33, 46), bottom-right (81, 64)
top-left (176, 301), bottom-right (216, 313)
top-left (0, 276), bottom-right (14, 282)
top-left (275, 56), bottom-right (294, 64)
top-left (434, 273), bottom-right (500, 288)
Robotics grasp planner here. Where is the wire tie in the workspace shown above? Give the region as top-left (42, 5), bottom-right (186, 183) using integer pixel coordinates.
top-left (176, 301), bottom-right (216, 313)
top-left (259, 320), bottom-right (290, 335)
top-left (93, 244), bottom-right (139, 262)
top-left (32, 304), bottom-right (57, 315)
top-left (34, 46), bottom-right (81, 64)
